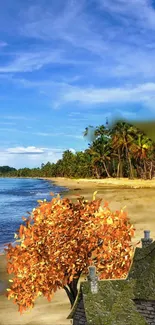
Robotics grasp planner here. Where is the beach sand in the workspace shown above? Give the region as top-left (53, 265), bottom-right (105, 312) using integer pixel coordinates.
top-left (1, 177), bottom-right (155, 324)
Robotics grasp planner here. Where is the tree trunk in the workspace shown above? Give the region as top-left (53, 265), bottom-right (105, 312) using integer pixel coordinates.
top-left (63, 238), bottom-right (104, 307)
top-left (120, 161), bottom-right (123, 177)
top-left (63, 285), bottom-right (75, 307)
top-left (113, 158), bottom-right (116, 177)
top-left (143, 160), bottom-right (147, 179)
top-left (117, 161), bottom-right (120, 178)
top-left (117, 148), bottom-right (123, 177)
top-left (128, 155), bottom-right (134, 179)
top-left (95, 166), bottom-right (100, 179)
top-left (146, 160), bottom-right (154, 180)
top-left (150, 161), bottom-right (153, 179)
top-left (125, 143), bottom-right (134, 179)
top-left (63, 272), bottom-right (82, 308)
top-left (116, 149), bottom-right (120, 178)
top-left (103, 160), bottom-right (111, 178)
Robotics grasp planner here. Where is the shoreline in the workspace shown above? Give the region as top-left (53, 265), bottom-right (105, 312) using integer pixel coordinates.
top-left (40, 176), bottom-right (155, 189)
top-left (41, 177), bottom-right (155, 249)
top-left (1, 176), bottom-right (155, 188)
top-left (1, 177), bottom-right (155, 323)
top-left (1, 176), bottom-right (155, 256)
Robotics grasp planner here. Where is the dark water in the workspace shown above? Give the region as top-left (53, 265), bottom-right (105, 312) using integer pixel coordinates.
top-left (0, 178), bottom-right (69, 253)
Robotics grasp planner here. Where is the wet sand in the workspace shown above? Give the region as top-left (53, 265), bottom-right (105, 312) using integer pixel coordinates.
top-left (1, 177), bottom-right (155, 324)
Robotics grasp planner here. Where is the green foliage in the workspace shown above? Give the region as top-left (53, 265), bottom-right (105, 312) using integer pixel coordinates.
top-left (0, 166), bottom-right (17, 177)
top-left (0, 120), bottom-right (155, 179)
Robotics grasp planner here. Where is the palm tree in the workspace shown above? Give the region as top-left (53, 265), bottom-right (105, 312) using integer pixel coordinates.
top-left (110, 121), bottom-right (137, 179)
top-left (87, 138), bottom-right (112, 178)
top-left (84, 125), bottom-right (112, 178)
top-left (74, 151), bottom-right (93, 178)
top-left (61, 150), bottom-right (76, 177)
top-left (130, 132), bottom-right (154, 179)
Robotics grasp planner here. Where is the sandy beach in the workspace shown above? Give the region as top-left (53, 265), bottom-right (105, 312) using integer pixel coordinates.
top-left (46, 177), bottom-right (155, 244)
top-left (1, 177), bottom-right (155, 325)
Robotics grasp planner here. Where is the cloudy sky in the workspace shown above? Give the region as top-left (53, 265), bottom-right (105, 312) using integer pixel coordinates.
top-left (0, 0), bottom-right (155, 168)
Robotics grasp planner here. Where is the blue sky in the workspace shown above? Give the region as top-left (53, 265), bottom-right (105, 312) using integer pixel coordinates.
top-left (0, 0), bottom-right (155, 168)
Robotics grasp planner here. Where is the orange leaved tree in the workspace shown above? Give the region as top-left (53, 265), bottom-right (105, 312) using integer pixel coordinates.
top-left (4, 192), bottom-right (138, 315)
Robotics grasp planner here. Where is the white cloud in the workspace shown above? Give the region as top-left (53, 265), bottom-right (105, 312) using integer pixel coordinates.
top-left (69, 148), bottom-right (76, 154)
top-left (0, 151), bottom-right (57, 169)
top-left (5, 74), bottom-right (155, 110)
top-left (18, 0), bottom-right (155, 65)
top-left (1, 0), bottom-right (155, 117)
top-left (97, 0), bottom-right (155, 30)
top-left (1, 0), bottom-right (155, 95)
top-left (0, 146), bottom-right (78, 168)
top-left (0, 0), bottom-right (155, 98)
top-left (20, 2), bottom-right (86, 40)
top-left (6, 146), bottom-right (45, 154)
top-left (17, 1), bottom-right (109, 60)
top-left (94, 49), bottom-right (155, 79)
top-left (61, 82), bottom-right (155, 108)
top-left (0, 50), bottom-right (88, 73)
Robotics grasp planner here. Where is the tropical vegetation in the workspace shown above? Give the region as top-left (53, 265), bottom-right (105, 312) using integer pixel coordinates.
top-left (1, 120), bottom-right (155, 179)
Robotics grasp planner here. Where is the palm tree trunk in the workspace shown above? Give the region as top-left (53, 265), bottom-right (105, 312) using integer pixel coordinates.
top-left (125, 144), bottom-right (134, 179)
top-left (103, 161), bottom-right (111, 178)
top-left (120, 161), bottom-right (123, 177)
top-left (143, 160), bottom-right (147, 179)
top-left (113, 158), bottom-right (116, 177)
top-left (94, 166), bottom-right (100, 179)
top-left (117, 161), bottom-right (120, 178)
top-left (150, 161), bottom-right (153, 179)
top-left (128, 155), bottom-right (134, 179)
top-left (117, 149), bottom-right (122, 178)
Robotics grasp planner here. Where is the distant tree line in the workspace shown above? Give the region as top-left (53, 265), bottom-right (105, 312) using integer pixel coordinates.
top-left (1, 121), bottom-right (155, 180)
top-left (0, 166), bottom-right (17, 176)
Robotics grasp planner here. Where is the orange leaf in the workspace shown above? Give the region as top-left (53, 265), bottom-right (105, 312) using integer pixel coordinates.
top-left (69, 274), bottom-right (74, 282)
top-left (104, 201), bottom-right (109, 208)
top-left (5, 192), bottom-right (135, 314)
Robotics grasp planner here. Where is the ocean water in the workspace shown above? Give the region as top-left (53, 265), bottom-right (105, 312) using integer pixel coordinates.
top-left (0, 178), bottom-right (69, 254)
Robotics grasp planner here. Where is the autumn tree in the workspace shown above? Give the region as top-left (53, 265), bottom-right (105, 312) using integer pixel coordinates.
top-left (4, 193), bottom-right (137, 315)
